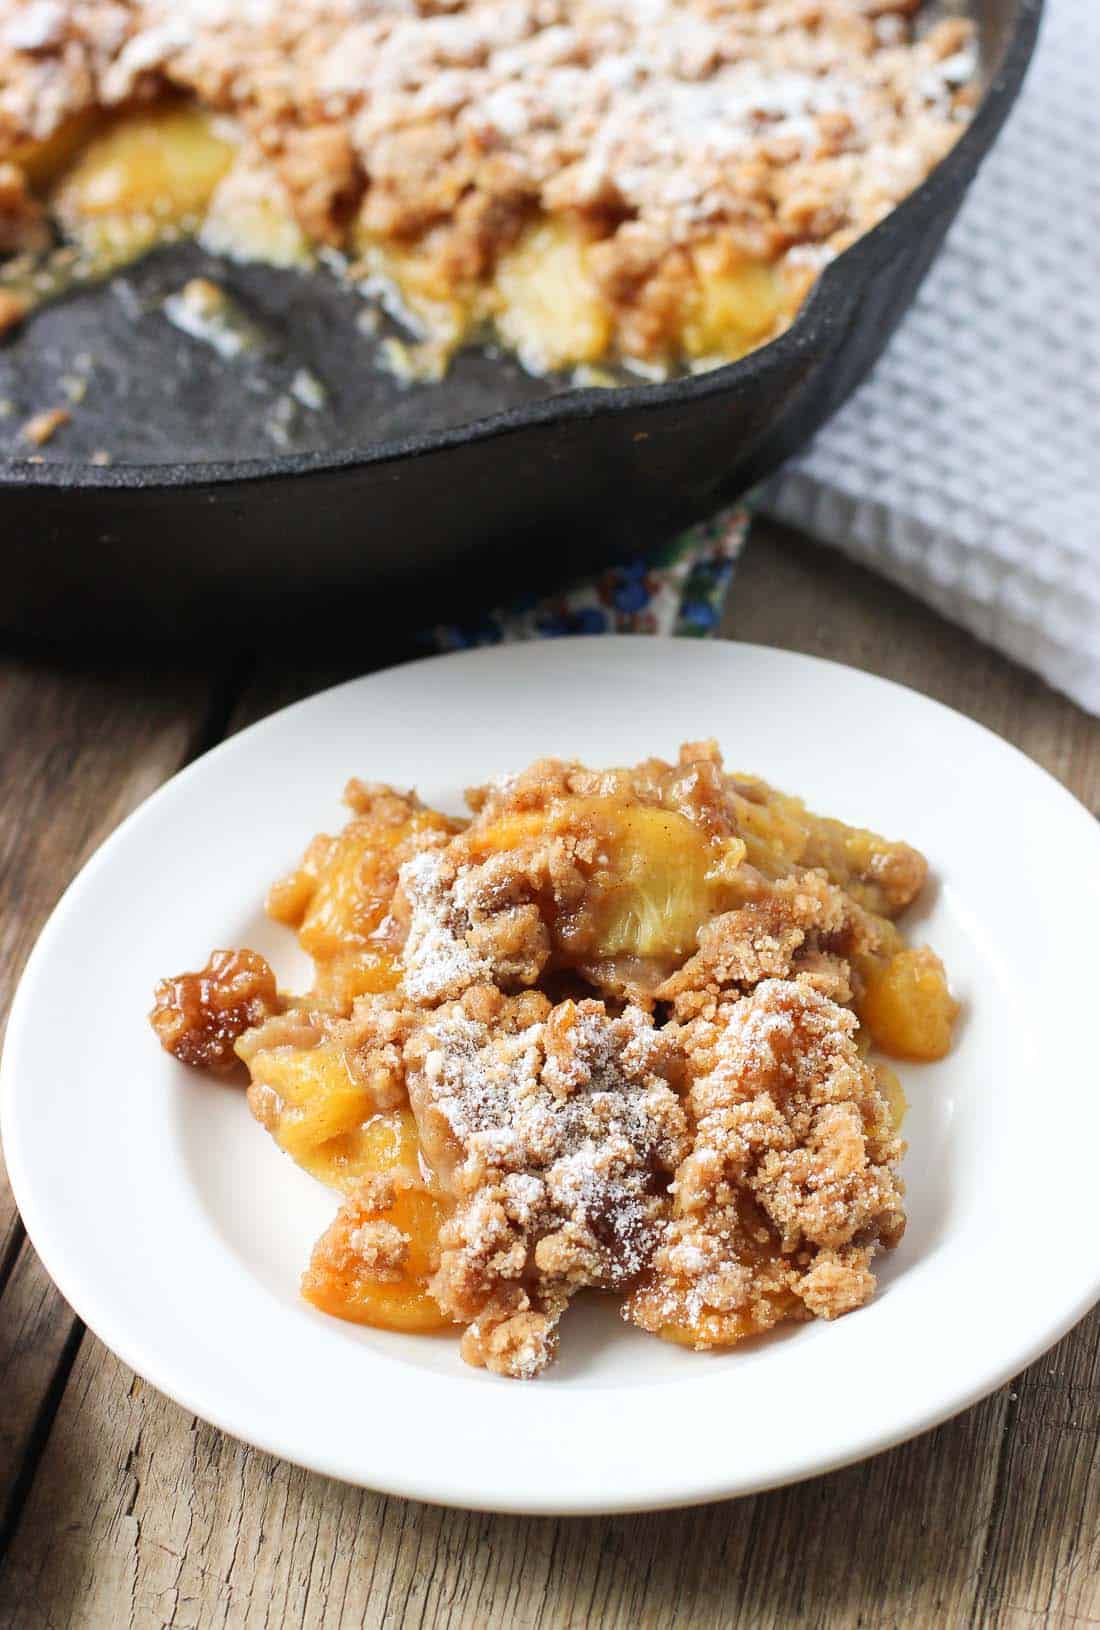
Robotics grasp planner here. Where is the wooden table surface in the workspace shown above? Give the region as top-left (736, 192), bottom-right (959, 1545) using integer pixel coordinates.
top-left (1, 519), bottom-right (1098, 1630)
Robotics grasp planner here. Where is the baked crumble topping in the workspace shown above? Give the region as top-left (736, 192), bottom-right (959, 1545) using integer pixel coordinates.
top-left (627, 978), bottom-right (905, 1346)
top-left (405, 984), bottom-right (687, 1375)
top-left (151, 740), bottom-right (957, 1376)
top-left (3, 0), bottom-right (976, 375)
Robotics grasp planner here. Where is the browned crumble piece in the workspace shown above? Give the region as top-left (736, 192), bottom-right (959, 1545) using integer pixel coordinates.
top-left (273, 121), bottom-right (364, 246)
top-left (460, 1286), bottom-right (569, 1380)
top-left (657, 867), bottom-right (882, 1018)
top-left (0, 160), bottom-right (50, 255)
top-left (396, 846), bottom-right (555, 1005)
top-left (150, 948), bottom-right (281, 1074)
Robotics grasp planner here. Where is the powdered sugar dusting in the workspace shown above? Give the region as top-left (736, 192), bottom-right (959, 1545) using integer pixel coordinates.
top-left (404, 989), bottom-right (690, 1374)
top-left (627, 978), bottom-right (906, 1344)
top-left (2, 0), bottom-right (976, 271)
top-left (399, 850), bottom-right (491, 1004)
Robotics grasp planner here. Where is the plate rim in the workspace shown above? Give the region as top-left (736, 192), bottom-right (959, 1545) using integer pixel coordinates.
top-left (3, 634), bottom-right (1098, 1515)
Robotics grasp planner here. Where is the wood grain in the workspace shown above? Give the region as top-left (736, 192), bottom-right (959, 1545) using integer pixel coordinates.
top-left (0, 649), bottom-right (220, 1547)
top-left (1, 522), bottom-right (1098, 1628)
top-left (0, 1331), bottom-right (1018, 1630)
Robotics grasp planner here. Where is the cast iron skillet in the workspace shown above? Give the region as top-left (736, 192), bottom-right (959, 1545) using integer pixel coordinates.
top-left (0, 0), bottom-right (1041, 639)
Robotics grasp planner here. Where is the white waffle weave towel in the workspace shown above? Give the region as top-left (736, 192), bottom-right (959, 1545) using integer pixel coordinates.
top-left (763, 0), bottom-right (1100, 715)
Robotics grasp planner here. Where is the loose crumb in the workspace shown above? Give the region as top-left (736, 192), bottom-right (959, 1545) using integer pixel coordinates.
top-left (21, 405), bottom-right (69, 445)
top-left (0, 288), bottom-right (30, 336)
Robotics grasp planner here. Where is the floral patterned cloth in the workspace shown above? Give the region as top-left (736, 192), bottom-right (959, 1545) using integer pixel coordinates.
top-left (425, 506), bottom-right (749, 650)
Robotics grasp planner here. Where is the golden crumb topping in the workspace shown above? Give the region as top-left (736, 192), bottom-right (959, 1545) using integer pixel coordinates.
top-left (627, 978), bottom-right (905, 1345)
top-left (405, 983), bottom-right (688, 1377)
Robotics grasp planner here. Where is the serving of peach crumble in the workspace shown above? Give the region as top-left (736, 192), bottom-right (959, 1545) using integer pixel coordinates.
top-left (1, 0), bottom-right (976, 377)
top-left (150, 742), bottom-right (957, 1380)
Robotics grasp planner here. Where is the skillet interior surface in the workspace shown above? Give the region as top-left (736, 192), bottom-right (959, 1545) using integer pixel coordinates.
top-left (0, 241), bottom-right (583, 467)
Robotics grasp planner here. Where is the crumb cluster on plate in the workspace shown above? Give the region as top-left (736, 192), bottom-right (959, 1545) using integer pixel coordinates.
top-left (151, 740), bottom-right (957, 1379)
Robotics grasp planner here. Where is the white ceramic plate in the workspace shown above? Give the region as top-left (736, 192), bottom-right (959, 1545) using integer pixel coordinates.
top-left (4, 639), bottom-right (1099, 1514)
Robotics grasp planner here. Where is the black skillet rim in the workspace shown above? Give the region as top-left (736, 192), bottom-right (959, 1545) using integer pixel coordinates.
top-left (0, 0), bottom-right (1043, 495)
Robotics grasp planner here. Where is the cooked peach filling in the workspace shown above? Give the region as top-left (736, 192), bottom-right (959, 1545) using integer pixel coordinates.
top-left (266, 790), bottom-right (462, 1009)
top-left (725, 773), bottom-right (930, 919)
top-left (857, 945), bottom-right (959, 1063)
top-left (301, 1153), bottom-right (449, 1333)
top-left (151, 743), bottom-right (958, 1374)
top-left (242, 1044), bottom-right (450, 1327)
top-left (583, 807), bottom-right (743, 960)
top-left (493, 222), bottom-right (613, 373)
top-left (4, 99), bottom-right (796, 375)
top-left (245, 1041), bottom-right (409, 1189)
top-left (463, 796), bottom-right (746, 964)
top-left (6, 105), bottom-right (796, 374)
top-left (51, 104), bottom-right (235, 254)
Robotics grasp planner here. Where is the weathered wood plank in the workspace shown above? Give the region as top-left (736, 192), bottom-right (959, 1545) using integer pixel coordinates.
top-left (0, 1328), bottom-right (1017, 1630)
top-left (973, 1308), bottom-right (1100, 1626)
top-left (0, 649), bottom-right (220, 1543)
top-left (0, 1242), bottom-right (83, 1540)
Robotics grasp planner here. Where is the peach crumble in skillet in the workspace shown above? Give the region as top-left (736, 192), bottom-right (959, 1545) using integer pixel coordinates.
top-left (1, 0), bottom-right (977, 379)
top-left (151, 742), bottom-right (957, 1379)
